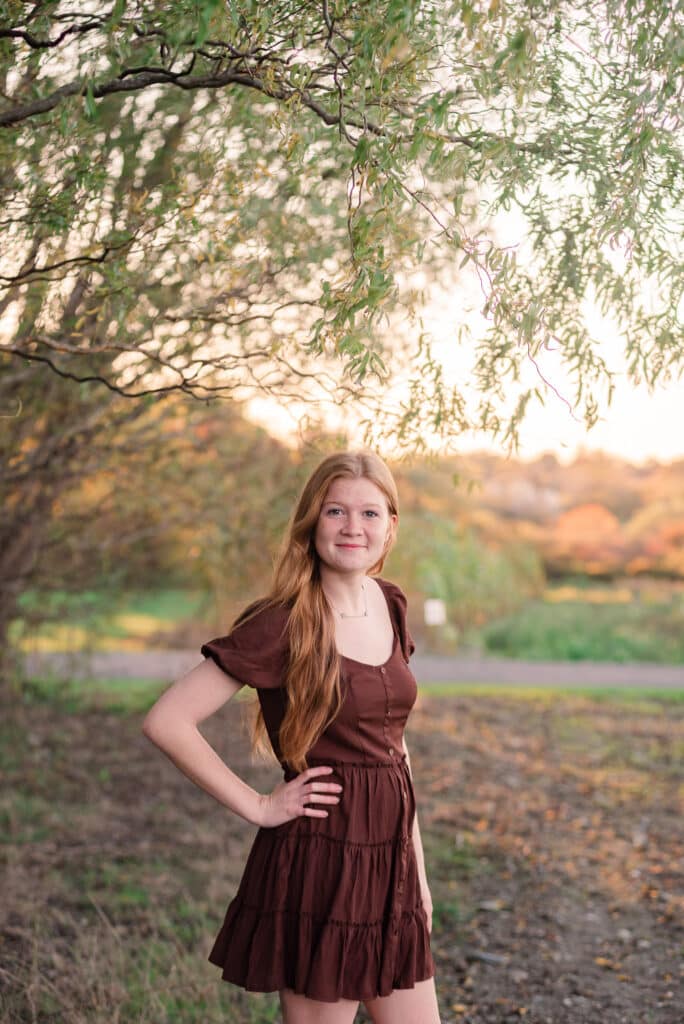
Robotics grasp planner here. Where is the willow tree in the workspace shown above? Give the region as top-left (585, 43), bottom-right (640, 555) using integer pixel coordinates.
top-left (1, 1), bottom-right (682, 659)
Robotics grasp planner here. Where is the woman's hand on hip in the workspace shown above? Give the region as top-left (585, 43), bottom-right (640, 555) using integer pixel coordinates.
top-left (256, 766), bottom-right (342, 828)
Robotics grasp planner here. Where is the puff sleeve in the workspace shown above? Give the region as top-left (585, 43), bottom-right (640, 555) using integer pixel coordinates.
top-left (200, 600), bottom-right (290, 689)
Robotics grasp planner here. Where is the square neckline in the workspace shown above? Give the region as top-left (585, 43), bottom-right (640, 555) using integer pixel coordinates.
top-left (337, 577), bottom-right (398, 668)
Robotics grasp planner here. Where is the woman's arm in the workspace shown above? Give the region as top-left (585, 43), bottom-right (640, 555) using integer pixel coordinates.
top-left (141, 659), bottom-right (342, 827)
top-left (402, 735), bottom-right (433, 931)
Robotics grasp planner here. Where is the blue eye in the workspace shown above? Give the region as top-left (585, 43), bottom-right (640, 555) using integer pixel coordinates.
top-left (324, 507), bottom-right (381, 518)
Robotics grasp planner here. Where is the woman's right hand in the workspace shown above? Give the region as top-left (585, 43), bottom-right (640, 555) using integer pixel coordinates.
top-left (256, 766), bottom-right (343, 828)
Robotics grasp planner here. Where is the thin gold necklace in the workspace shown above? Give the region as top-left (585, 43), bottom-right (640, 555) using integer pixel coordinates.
top-left (327, 581), bottom-right (368, 619)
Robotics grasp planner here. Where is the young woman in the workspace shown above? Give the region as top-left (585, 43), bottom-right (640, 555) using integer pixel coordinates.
top-left (142, 451), bottom-right (440, 1024)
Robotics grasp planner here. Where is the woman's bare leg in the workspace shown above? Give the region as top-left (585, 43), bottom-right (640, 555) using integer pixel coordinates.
top-left (363, 977), bottom-right (441, 1024)
top-left (279, 988), bottom-right (359, 1024)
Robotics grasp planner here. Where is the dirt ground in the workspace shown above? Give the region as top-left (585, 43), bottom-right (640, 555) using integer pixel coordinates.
top-left (410, 695), bottom-right (684, 1024)
top-left (1, 689), bottom-right (682, 1023)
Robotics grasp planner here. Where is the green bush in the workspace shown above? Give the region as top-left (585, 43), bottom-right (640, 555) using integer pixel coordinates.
top-left (479, 598), bottom-right (684, 664)
top-left (387, 513), bottom-right (546, 647)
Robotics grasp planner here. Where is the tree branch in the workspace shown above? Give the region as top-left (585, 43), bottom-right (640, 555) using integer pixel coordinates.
top-left (0, 68), bottom-right (293, 128)
top-left (0, 19), bottom-right (104, 50)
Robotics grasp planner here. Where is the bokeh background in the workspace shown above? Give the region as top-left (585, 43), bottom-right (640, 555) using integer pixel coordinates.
top-left (2, 2), bottom-right (683, 1022)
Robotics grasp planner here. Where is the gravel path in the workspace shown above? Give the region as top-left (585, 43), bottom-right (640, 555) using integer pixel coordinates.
top-left (24, 649), bottom-right (684, 688)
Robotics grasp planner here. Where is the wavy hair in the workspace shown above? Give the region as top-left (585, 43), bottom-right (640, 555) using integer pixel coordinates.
top-left (244, 451), bottom-right (399, 772)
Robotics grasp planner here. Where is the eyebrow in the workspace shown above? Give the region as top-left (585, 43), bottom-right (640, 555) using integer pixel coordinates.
top-left (322, 500), bottom-right (384, 509)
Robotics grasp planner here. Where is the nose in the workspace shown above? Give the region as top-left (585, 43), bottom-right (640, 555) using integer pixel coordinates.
top-left (341, 512), bottom-right (364, 535)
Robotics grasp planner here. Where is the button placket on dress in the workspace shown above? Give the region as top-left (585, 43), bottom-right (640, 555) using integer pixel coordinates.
top-left (380, 757), bottom-right (414, 986)
top-left (375, 657), bottom-right (414, 977)
top-left (205, 577), bottom-right (435, 1001)
top-left (379, 664), bottom-right (394, 757)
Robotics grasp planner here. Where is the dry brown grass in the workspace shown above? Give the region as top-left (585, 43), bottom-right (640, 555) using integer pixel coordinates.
top-left (1, 687), bottom-right (682, 1023)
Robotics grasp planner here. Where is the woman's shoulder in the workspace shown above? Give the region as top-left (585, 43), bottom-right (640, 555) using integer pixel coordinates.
top-left (374, 576), bottom-right (408, 604)
top-left (373, 576), bottom-right (415, 661)
top-left (232, 597), bottom-right (291, 638)
top-left (200, 597), bottom-right (291, 689)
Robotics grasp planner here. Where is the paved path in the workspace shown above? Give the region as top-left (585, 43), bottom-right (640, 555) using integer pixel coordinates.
top-left (413, 654), bottom-right (684, 688)
top-left (24, 649), bottom-right (684, 688)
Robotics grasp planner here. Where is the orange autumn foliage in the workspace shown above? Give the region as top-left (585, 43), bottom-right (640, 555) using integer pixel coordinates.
top-left (546, 504), bottom-right (627, 576)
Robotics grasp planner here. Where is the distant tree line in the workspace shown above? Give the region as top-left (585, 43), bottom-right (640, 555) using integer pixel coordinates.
top-left (8, 392), bottom-right (684, 672)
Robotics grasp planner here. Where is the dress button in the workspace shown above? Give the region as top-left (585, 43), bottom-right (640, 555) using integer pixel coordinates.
top-left (380, 666), bottom-right (386, 674)
top-left (388, 747), bottom-right (394, 756)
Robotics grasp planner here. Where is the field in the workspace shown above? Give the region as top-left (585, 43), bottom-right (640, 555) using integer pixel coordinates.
top-left (11, 580), bottom-right (684, 667)
top-left (1, 681), bottom-right (682, 1024)
top-left (477, 583), bottom-right (684, 664)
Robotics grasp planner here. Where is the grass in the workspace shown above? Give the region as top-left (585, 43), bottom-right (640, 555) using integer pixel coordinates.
top-left (3, 676), bottom-right (682, 1024)
top-left (477, 593), bottom-right (684, 664)
top-left (418, 682), bottom-right (684, 706)
top-left (19, 673), bottom-right (684, 717)
top-left (11, 588), bottom-right (207, 652)
top-left (0, 697), bottom-right (283, 1023)
top-left (20, 674), bottom-right (684, 718)
top-left (13, 581), bottom-right (684, 665)
top-left (20, 675), bottom-right (255, 714)
top-left (16, 587), bottom-right (205, 621)
top-left (2, 903), bottom-right (283, 1023)
top-left (20, 675), bottom-right (168, 714)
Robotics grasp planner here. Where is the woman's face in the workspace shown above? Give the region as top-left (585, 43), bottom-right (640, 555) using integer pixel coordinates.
top-left (314, 476), bottom-right (396, 574)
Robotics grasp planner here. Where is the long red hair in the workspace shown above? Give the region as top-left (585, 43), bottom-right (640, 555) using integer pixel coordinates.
top-left (246, 451), bottom-right (399, 771)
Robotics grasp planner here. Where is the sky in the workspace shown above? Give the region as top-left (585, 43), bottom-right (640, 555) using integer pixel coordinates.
top-left (494, 371), bottom-right (684, 464)
top-left (247, 351), bottom-right (684, 466)
top-left (421, 285), bottom-right (684, 466)
top-left (247, 285), bottom-right (684, 467)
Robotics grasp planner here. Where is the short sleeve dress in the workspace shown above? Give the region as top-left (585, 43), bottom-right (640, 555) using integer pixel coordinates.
top-left (200, 576), bottom-right (435, 1003)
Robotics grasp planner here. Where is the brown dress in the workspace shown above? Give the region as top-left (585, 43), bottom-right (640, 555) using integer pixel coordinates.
top-left (200, 576), bottom-right (435, 1003)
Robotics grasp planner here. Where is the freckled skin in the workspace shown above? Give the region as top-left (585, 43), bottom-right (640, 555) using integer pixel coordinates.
top-left (314, 477), bottom-right (394, 576)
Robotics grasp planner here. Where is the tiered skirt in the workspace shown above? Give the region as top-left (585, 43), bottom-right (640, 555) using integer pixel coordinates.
top-left (208, 757), bottom-right (434, 1002)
